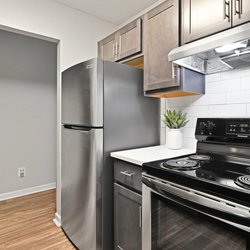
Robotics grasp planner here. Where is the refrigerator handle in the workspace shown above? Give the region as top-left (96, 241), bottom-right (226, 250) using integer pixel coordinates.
top-left (63, 125), bottom-right (92, 132)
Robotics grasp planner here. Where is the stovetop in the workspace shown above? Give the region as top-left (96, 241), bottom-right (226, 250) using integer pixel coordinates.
top-left (143, 153), bottom-right (250, 206)
top-left (143, 118), bottom-right (250, 206)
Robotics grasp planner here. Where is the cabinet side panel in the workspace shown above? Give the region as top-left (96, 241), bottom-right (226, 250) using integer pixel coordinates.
top-left (102, 61), bottom-right (160, 250)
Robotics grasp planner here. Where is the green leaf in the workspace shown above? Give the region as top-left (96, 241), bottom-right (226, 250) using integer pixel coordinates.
top-left (162, 109), bottom-right (189, 129)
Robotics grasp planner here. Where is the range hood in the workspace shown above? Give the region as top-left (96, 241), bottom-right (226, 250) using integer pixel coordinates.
top-left (168, 23), bottom-right (250, 75)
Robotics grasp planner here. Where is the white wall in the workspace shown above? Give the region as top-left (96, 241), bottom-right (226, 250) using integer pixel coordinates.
top-left (0, 30), bottom-right (57, 195)
top-left (161, 68), bottom-right (250, 149)
top-left (0, 0), bottom-right (117, 71)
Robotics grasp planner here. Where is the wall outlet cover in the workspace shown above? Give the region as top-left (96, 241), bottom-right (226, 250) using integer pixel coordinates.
top-left (18, 167), bottom-right (25, 178)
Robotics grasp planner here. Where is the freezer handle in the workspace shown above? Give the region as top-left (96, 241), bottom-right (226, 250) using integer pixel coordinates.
top-left (63, 124), bottom-right (92, 131)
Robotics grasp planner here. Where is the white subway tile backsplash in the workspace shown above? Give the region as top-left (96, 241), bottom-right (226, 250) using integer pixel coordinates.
top-left (183, 127), bottom-right (196, 138)
top-left (208, 104), bottom-right (246, 117)
top-left (206, 73), bottom-right (221, 83)
top-left (160, 127), bottom-right (166, 145)
top-left (183, 106), bottom-right (209, 116)
top-left (206, 79), bottom-right (241, 93)
top-left (226, 91), bottom-right (250, 104)
top-left (163, 68), bottom-right (250, 149)
top-left (247, 104), bottom-right (250, 117)
top-left (160, 115), bottom-right (165, 128)
top-left (165, 96), bottom-right (193, 108)
top-left (192, 93), bottom-right (226, 106)
top-left (186, 116), bottom-right (197, 128)
top-left (220, 67), bottom-right (250, 80)
top-left (160, 99), bottom-right (166, 114)
top-left (182, 137), bottom-right (197, 151)
top-left (241, 76), bottom-right (250, 90)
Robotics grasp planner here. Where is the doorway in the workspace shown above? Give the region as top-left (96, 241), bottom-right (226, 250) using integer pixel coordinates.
top-left (0, 28), bottom-right (58, 201)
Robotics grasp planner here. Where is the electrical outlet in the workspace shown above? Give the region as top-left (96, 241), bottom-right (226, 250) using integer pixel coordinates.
top-left (18, 167), bottom-right (25, 178)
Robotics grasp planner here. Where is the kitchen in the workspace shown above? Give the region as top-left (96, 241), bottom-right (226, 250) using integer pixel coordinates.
top-left (0, 1), bottom-right (250, 249)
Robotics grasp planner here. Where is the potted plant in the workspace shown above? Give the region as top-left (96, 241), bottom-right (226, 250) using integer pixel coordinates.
top-left (162, 109), bottom-right (189, 150)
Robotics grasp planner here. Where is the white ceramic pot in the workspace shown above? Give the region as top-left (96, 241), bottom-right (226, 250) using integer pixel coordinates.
top-left (167, 129), bottom-right (182, 150)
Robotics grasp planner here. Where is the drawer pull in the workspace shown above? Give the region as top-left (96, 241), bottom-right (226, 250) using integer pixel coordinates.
top-left (120, 170), bottom-right (135, 177)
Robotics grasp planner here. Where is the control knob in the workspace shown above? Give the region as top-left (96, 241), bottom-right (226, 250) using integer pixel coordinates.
top-left (207, 121), bottom-right (216, 134)
top-left (199, 122), bottom-right (208, 133)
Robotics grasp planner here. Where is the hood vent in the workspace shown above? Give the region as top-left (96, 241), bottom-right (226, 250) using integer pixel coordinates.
top-left (168, 23), bottom-right (250, 74)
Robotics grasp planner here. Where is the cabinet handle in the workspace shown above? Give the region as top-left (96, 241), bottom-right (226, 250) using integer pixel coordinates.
top-left (139, 206), bottom-right (142, 228)
top-left (172, 63), bottom-right (178, 79)
top-left (235, 0), bottom-right (243, 17)
top-left (224, 0), bottom-right (231, 22)
top-left (119, 36), bottom-right (122, 57)
top-left (115, 41), bottom-right (119, 57)
top-left (120, 170), bottom-right (135, 177)
top-left (113, 43), bottom-right (115, 56)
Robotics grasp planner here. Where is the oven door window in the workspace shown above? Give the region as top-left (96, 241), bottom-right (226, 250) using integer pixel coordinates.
top-left (151, 193), bottom-right (249, 250)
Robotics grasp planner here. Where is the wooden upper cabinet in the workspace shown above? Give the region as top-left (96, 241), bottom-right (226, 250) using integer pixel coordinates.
top-left (117, 19), bottom-right (142, 61)
top-left (144, 0), bottom-right (180, 91)
top-left (98, 33), bottom-right (116, 62)
top-left (182, 0), bottom-right (232, 44)
top-left (233, 0), bottom-right (250, 26)
top-left (98, 18), bottom-right (142, 62)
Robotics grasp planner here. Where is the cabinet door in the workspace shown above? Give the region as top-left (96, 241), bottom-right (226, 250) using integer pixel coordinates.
top-left (144, 0), bottom-right (180, 91)
top-left (98, 33), bottom-right (116, 61)
top-left (116, 19), bottom-right (142, 61)
top-left (114, 183), bottom-right (142, 250)
top-left (233, 0), bottom-right (250, 26)
top-left (182, 0), bottom-right (232, 44)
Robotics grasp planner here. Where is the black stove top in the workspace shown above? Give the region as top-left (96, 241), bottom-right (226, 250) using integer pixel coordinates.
top-left (143, 118), bottom-right (250, 207)
top-left (143, 153), bottom-right (250, 206)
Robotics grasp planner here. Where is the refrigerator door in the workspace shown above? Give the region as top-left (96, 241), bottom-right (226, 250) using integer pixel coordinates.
top-left (62, 58), bottom-right (103, 127)
top-left (61, 125), bottom-right (103, 250)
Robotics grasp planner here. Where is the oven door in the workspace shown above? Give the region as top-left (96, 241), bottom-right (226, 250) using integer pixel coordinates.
top-left (142, 174), bottom-right (250, 250)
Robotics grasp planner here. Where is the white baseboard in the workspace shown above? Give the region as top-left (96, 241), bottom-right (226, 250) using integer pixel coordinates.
top-left (0, 182), bottom-right (56, 201)
top-left (53, 212), bottom-right (61, 227)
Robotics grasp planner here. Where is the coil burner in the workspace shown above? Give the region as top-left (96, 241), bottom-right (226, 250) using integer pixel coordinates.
top-left (189, 154), bottom-right (211, 161)
top-left (162, 159), bottom-right (200, 171)
top-left (235, 175), bottom-right (250, 190)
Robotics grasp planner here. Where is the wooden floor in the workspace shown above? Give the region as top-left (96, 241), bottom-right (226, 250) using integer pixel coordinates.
top-left (0, 189), bottom-right (75, 250)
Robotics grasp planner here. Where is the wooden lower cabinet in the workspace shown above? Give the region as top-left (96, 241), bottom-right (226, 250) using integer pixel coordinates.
top-left (114, 183), bottom-right (142, 250)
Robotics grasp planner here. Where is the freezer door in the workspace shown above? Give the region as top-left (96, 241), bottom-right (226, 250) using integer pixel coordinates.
top-left (61, 126), bottom-right (103, 250)
top-left (62, 58), bottom-right (103, 127)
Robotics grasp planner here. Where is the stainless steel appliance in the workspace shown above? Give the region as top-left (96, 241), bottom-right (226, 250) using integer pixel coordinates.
top-left (168, 23), bottom-right (250, 74)
top-left (142, 118), bottom-right (250, 250)
top-left (61, 58), bottom-right (159, 250)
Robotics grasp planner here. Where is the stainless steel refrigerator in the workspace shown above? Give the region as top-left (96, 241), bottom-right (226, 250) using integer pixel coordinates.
top-left (61, 58), bottom-right (159, 250)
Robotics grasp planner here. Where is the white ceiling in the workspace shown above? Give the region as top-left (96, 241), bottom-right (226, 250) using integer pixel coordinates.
top-left (54, 0), bottom-right (159, 25)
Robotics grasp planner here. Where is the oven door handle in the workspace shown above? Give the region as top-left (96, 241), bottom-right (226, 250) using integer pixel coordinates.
top-left (142, 176), bottom-right (250, 232)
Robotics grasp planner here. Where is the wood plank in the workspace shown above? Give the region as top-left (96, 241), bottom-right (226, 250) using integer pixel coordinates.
top-left (0, 189), bottom-right (75, 250)
top-left (123, 56), bottom-right (144, 69)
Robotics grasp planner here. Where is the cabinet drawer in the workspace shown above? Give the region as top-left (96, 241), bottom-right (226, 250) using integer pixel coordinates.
top-left (114, 160), bottom-right (142, 193)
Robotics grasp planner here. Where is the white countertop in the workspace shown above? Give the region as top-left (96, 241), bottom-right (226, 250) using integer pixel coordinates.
top-left (111, 145), bottom-right (196, 166)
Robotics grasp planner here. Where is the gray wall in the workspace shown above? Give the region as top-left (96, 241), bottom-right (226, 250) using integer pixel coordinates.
top-left (0, 29), bottom-right (57, 194)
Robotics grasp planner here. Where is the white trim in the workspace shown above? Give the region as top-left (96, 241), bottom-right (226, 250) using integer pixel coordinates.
top-left (0, 24), bottom-right (59, 43)
top-left (56, 42), bottom-right (62, 217)
top-left (53, 212), bottom-right (62, 227)
top-left (0, 183), bottom-right (56, 201)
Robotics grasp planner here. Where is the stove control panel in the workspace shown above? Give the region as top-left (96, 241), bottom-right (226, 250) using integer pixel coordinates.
top-left (226, 121), bottom-right (250, 136)
top-left (196, 118), bottom-right (250, 138)
top-left (198, 120), bottom-right (216, 135)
